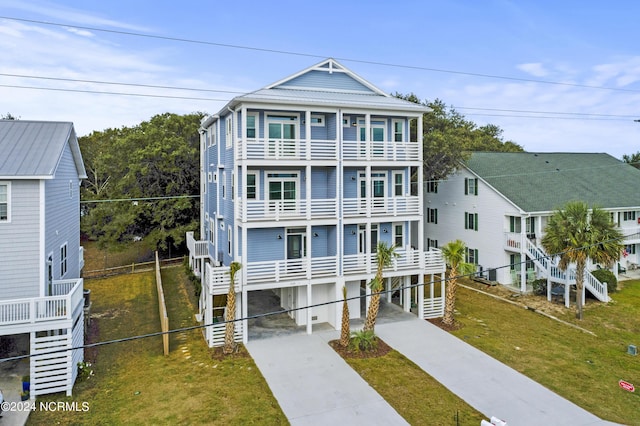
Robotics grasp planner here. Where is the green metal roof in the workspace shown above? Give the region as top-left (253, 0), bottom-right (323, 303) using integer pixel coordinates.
top-left (466, 152), bottom-right (640, 212)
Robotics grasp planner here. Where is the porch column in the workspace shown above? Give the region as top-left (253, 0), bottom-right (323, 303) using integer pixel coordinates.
top-left (306, 164), bottom-right (311, 221)
top-left (403, 275), bottom-right (411, 312)
top-left (386, 276), bottom-right (392, 303)
top-left (242, 288), bottom-right (249, 344)
top-left (306, 283), bottom-right (312, 335)
top-left (417, 275), bottom-right (424, 320)
top-left (335, 277), bottom-right (345, 331)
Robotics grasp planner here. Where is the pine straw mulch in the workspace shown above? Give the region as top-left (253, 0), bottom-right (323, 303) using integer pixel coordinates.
top-left (426, 317), bottom-right (463, 332)
top-left (328, 337), bottom-right (393, 359)
top-left (210, 343), bottom-right (252, 361)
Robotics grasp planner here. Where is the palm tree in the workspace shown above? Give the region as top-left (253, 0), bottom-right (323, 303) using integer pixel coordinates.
top-left (363, 241), bottom-right (398, 332)
top-left (223, 261), bottom-right (242, 354)
top-left (541, 201), bottom-right (622, 320)
top-left (340, 286), bottom-right (350, 347)
top-left (441, 239), bottom-right (475, 326)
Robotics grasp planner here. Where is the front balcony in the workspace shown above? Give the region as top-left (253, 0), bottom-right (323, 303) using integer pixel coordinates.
top-left (186, 231), bottom-right (208, 259)
top-left (0, 278), bottom-right (84, 329)
top-left (343, 196), bottom-right (420, 218)
top-left (343, 140), bottom-right (420, 162)
top-left (237, 198), bottom-right (338, 221)
top-left (343, 248), bottom-right (445, 276)
top-left (504, 232), bottom-right (522, 251)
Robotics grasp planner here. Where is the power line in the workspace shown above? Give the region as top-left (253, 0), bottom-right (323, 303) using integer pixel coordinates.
top-left (81, 195), bottom-right (199, 204)
top-left (1, 231), bottom-right (633, 363)
top-left (3, 15), bottom-right (640, 95)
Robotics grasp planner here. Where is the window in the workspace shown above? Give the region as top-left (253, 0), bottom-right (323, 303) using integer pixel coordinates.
top-left (208, 172), bottom-right (213, 183)
top-left (0, 183), bottom-right (9, 221)
top-left (427, 239), bottom-right (438, 249)
top-left (213, 172), bottom-right (218, 183)
top-left (623, 211), bottom-right (636, 221)
top-left (69, 180), bottom-right (73, 198)
top-left (246, 172), bottom-right (258, 199)
top-left (464, 177), bottom-right (478, 195)
top-left (465, 247), bottom-right (478, 265)
top-left (393, 224), bottom-right (404, 247)
top-left (60, 243), bottom-right (68, 276)
top-left (222, 171), bottom-right (226, 199)
top-left (267, 172), bottom-right (298, 211)
top-left (393, 171), bottom-right (403, 196)
top-left (211, 131), bottom-right (216, 147)
top-left (625, 244), bottom-right (637, 255)
top-left (509, 216), bottom-right (521, 233)
top-left (209, 218), bottom-right (215, 243)
top-left (525, 217), bottom-right (535, 236)
top-left (225, 116), bottom-right (233, 148)
top-left (427, 208), bottom-right (438, 224)
top-left (310, 114), bottom-right (325, 126)
top-left (231, 172), bottom-right (235, 201)
top-left (426, 180), bottom-right (438, 193)
top-left (465, 212), bottom-right (478, 231)
top-left (392, 119), bottom-right (404, 142)
top-left (510, 254), bottom-right (521, 271)
top-left (227, 226), bottom-right (232, 256)
top-left (246, 113), bottom-right (258, 139)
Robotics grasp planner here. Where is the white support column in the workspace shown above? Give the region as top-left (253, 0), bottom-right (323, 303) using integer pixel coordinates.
top-left (335, 276), bottom-right (345, 330)
top-left (306, 283), bottom-right (312, 335)
top-left (418, 275), bottom-right (425, 319)
top-left (305, 110), bottom-right (311, 161)
top-left (365, 113), bottom-right (371, 161)
top-left (306, 223), bottom-right (312, 280)
top-left (242, 288), bottom-right (249, 344)
top-left (306, 164), bottom-right (312, 221)
top-left (365, 164), bottom-right (371, 218)
top-left (403, 275), bottom-right (411, 312)
top-left (386, 276), bottom-right (392, 303)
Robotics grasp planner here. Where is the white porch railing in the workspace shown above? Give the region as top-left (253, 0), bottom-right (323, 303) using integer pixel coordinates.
top-left (237, 198), bottom-right (338, 221)
top-left (504, 232), bottom-right (522, 250)
top-left (186, 231), bottom-right (208, 258)
top-left (342, 141), bottom-right (420, 161)
top-left (245, 256), bottom-right (338, 284)
top-left (342, 248), bottom-right (444, 276)
top-left (343, 196), bottom-right (420, 217)
top-left (0, 278), bottom-right (83, 326)
top-left (619, 225), bottom-right (640, 241)
top-left (238, 138), bottom-right (338, 160)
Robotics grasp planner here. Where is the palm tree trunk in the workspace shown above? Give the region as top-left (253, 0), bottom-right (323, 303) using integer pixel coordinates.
top-left (363, 291), bottom-right (380, 332)
top-left (442, 269), bottom-right (457, 325)
top-left (223, 286), bottom-right (236, 354)
top-left (575, 260), bottom-right (585, 320)
top-left (340, 286), bottom-right (350, 347)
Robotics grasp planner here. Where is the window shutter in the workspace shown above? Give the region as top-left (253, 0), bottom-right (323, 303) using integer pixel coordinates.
top-left (475, 213), bottom-right (478, 231)
top-left (464, 212), bottom-right (468, 229)
top-left (464, 178), bottom-right (468, 195)
top-left (474, 178), bottom-right (478, 195)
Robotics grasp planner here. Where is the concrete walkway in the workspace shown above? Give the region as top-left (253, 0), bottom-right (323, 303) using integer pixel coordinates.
top-left (247, 331), bottom-right (408, 426)
top-left (376, 318), bottom-right (618, 426)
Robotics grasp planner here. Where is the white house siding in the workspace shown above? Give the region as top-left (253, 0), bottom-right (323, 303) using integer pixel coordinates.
top-left (45, 142), bottom-right (82, 282)
top-left (0, 180), bottom-right (40, 299)
top-left (425, 169), bottom-right (518, 284)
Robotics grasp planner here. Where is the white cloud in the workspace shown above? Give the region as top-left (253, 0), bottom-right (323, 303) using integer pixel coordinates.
top-left (65, 27), bottom-right (94, 37)
top-left (516, 62), bottom-right (549, 77)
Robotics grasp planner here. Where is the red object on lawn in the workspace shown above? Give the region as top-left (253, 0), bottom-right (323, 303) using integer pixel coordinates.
top-left (619, 380), bottom-right (635, 392)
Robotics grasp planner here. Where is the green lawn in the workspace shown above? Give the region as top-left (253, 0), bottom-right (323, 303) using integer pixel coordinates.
top-left (27, 268), bottom-right (286, 425)
top-left (450, 279), bottom-right (640, 425)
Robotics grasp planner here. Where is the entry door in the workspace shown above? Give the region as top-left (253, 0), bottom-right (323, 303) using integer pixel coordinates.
top-left (358, 120), bottom-right (386, 158)
top-left (358, 172), bottom-right (386, 213)
top-left (268, 117), bottom-right (297, 157)
top-left (269, 179), bottom-right (296, 212)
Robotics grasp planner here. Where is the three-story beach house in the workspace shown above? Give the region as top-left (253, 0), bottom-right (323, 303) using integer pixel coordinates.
top-left (187, 59), bottom-right (445, 346)
top-left (0, 120), bottom-right (86, 398)
top-left (424, 152), bottom-right (640, 305)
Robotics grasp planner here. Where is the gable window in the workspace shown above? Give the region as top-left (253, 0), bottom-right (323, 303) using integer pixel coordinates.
top-left (310, 114), bottom-right (325, 126)
top-left (392, 119), bottom-right (403, 142)
top-left (246, 172), bottom-right (258, 199)
top-left (426, 180), bottom-right (438, 193)
top-left (0, 182), bottom-right (9, 221)
top-left (427, 207), bottom-right (438, 224)
top-left (225, 116), bottom-right (233, 148)
top-left (465, 212), bottom-right (478, 231)
top-left (60, 243), bottom-right (68, 276)
top-left (246, 113), bottom-right (258, 139)
top-left (393, 171), bottom-right (403, 196)
top-left (464, 177), bottom-right (478, 196)
top-left (465, 247), bottom-right (478, 265)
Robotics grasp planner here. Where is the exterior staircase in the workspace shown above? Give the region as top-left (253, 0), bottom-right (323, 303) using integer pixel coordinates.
top-left (524, 239), bottom-right (609, 302)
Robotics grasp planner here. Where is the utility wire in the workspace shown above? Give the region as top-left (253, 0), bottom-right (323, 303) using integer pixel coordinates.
top-left (0, 231), bottom-right (634, 363)
top-left (3, 15), bottom-right (640, 94)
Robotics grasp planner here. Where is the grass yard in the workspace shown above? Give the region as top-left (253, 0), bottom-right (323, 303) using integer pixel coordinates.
top-left (451, 279), bottom-right (640, 425)
top-left (82, 240), bottom-right (155, 271)
top-left (28, 268), bottom-right (286, 425)
top-left (344, 349), bottom-right (485, 425)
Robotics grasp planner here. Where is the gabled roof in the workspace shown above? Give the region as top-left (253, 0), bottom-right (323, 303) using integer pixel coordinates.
top-left (219, 58), bottom-right (429, 115)
top-left (465, 152), bottom-right (640, 212)
top-left (0, 120), bottom-right (87, 179)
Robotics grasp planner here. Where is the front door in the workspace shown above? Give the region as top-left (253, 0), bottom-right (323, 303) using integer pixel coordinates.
top-left (268, 116), bottom-right (297, 157)
top-left (267, 172), bottom-right (298, 214)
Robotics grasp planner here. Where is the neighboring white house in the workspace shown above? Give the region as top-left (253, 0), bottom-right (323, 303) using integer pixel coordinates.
top-left (0, 120), bottom-right (87, 398)
top-left (187, 58), bottom-right (446, 347)
top-left (424, 152), bottom-right (640, 305)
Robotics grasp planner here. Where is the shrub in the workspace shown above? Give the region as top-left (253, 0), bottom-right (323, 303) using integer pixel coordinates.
top-left (350, 329), bottom-right (378, 353)
top-left (590, 268), bottom-right (618, 293)
top-left (183, 257), bottom-right (202, 297)
top-left (532, 279), bottom-right (548, 296)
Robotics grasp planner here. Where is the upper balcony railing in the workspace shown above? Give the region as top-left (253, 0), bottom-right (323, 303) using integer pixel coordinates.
top-left (343, 248), bottom-right (444, 276)
top-left (237, 138), bottom-right (420, 162)
top-left (343, 196), bottom-right (420, 218)
top-left (186, 231), bottom-right (209, 259)
top-left (237, 198), bottom-right (338, 221)
top-left (0, 278), bottom-right (83, 327)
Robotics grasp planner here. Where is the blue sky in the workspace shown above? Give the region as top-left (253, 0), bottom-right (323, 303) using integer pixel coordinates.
top-left (1, 0), bottom-right (639, 158)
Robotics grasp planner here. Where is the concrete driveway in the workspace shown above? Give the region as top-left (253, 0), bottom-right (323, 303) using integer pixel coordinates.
top-left (1, 335), bottom-right (30, 426)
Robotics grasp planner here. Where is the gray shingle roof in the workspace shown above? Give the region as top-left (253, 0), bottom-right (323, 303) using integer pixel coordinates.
top-left (466, 152), bottom-right (640, 212)
top-left (0, 120), bottom-right (86, 179)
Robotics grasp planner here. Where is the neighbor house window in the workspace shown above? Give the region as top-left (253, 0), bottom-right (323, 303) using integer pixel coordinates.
top-left (465, 247), bottom-right (478, 265)
top-left (225, 116), bottom-right (233, 148)
top-left (427, 208), bottom-right (438, 224)
top-left (209, 218), bottom-right (215, 243)
top-left (392, 119), bottom-right (403, 142)
top-left (465, 212), bottom-right (478, 231)
top-left (60, 243), bottom-right (68, 276)
top-left (246, 172), bottom-right (258, 199)
top-left (427, 239), bottom-right (438, 249)
top-left (625, 244), bottom-right (636, 255)
top-left (426, 180), bottom-right (438, 193)
top-left (227, 226), bottom-right (232, 256)
top-left (464, 177), bottom-right (478, 195)
top-left (393, 224), bottom-right (404, 247)
top-left (623, 211), bottom-right (636, 221)
top-left (310, 114), bottom-right (325, 126)
top-left (393, 171), bottom-right (403, 196)
top-left (222, 171), bottom-right (226, 199)
top-left (0, 183), bottom-right (9, 222)
top-left (246, 113), bottom-right (258, 139)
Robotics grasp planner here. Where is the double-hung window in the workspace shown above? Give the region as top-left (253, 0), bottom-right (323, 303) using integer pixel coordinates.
top-left (465, 247), bottom-right (478, 265)
top-left (427, 208), bottom-right (438, 224)
top-left (392, 119), bottom-right (403, 142)
top-left (464, 177), bottom-right (478, 195)
top-left (0, 183), bottom-right (9, 221)
top-left (246, 113), bottom-right (258, 139)
top-left (246, 172), bottom-right (258, 200)
top-left (465, 212), bottom-right (478, 231)
top-left (225, 116), bottom-right (233, 148)
top-left (393, 171), bottom-right (403, 196)
top-left (393, 224), bottom-right (404, 247)
top-left (623, 211), bottom-right (636, 221)
top-left (60, 243), bottom-right (68, 276)
top-left (426, 180), bottom-right (438, 193)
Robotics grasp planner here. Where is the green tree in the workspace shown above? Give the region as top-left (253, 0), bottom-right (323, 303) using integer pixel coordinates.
top-left (1, 112), bottom-right (18, 120)
top-left (79, 112), bottom-right (205, 252)
top-left (440, 240), bottom-right (476, 325)
top-left (622, 151), bottom-right (640, 169)
top-left (223, 261), bottom-right (242, 355)
top-left (541, 202), bottom-right (623, 319)
top-left (363, 242), bottom-right (398, 333)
